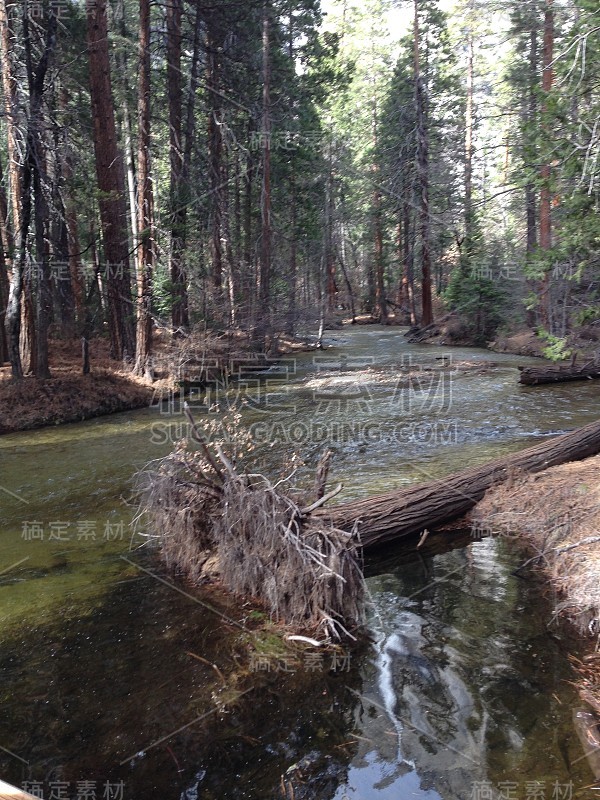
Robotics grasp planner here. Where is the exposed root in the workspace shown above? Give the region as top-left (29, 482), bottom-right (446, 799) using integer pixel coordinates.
top-left (133, 422), bottom-right (366, 641)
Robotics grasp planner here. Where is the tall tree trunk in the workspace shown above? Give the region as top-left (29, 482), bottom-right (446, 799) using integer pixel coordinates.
top-left (524, 25), bottom-right (538, 328)
top-left (396, 213), bottom-right (409, 319)
top-left (373, 185), bottom-right (387, 323)
top-left (404, 198), bottom-right (417, 326)
top-left (167, 0), bottom-right (188, 333)
top-left (463, 28), bottom-right (474, 273)
top-left (326, 143), bottom-right (337, 313)
top-left (86, 0), bottom-right (135, 360)
top-left (0, 151), bottom-right (9, 362)
top-left (414, 0), bottom-right (433, 327)
top-left (539, 0), bottom-right (553, 329)
top-left (1, 0), bottom-right (24, 376)
top-left (258, 3), bottom-right (272, 340)
top-left (59, 89), bottom-right (85, 325)
top-left (287, 175), bottom-right (297, 334)
top-left (133, 0), bottom-right (154, 378)
top-left (0, 150), bottom-right (13, 262)
top-left (24, 8), bottom-right (57, 378)
top-left (243, 129), bottom-right (255, 317)
top-left (52, 88), bottom-right (77, 336)
top-left (172, 0), bottom-right (202, 331)
top-left (207, 25), bottom-right (224, 301)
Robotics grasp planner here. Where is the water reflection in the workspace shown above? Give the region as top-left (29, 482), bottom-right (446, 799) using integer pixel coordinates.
top-left (331, 538), bottom-right (589, 799)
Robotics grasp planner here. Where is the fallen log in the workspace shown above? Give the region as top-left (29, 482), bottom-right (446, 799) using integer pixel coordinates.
top-left (518, 362), bottom-right (600, 385)
top-left (313, 418), bottom-right (600, 551)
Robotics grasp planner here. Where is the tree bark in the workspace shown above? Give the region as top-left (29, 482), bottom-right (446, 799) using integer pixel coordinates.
top-left (539, 0), bottom-right (554, 329)
top-left (0, 231), bottom-right (7, 363)
top-left (463, 28), bottom-right (474, 272)
top-left (86, 0), bottom-right (135, 360)
top-left (1, 0), bottom-right (24, 377)
top-left (258, 3), bottom-right (272, 340)
top-left (23, 9), bottom-right (58, 378)
top-left (207, 23), bottom-right (224, 299)
top-left (0, 151), bottom-right (9, 362)
top-left (314, 418), bottom-right (600, 550)
top-left (414, 0), bottom-right (432, 327)
top-left (167, 0), bottom-right (189, 333)
top-left (518, 362), bottom-right (600, 385)
top-left (133, 0), bottom-right (154, 379)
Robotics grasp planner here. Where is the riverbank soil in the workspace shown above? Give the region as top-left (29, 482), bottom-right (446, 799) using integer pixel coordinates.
top-left (0, 330), bottom-right (312, 435)
top-left (0, 337), bottom-right (161, 434)
top-left (472, 455), bottom-right (600, 757)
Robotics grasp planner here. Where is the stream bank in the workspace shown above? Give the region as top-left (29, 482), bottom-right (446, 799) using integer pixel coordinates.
top-left (0, 330), bottom-right (314, 435)
top-left (471, 453), bottom-right (600, 772)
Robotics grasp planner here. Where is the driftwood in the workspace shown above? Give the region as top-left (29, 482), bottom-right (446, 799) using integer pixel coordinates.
top-left (313, 418), bottom-right (600, 550)
top-left (519, 360), bottom-right (600, 385)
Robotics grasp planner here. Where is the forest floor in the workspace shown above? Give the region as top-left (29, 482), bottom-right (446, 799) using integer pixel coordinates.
top-left (0, 329), bottom-right (314, 435)
top-left (472, 455), bottom-right (600, 747)
top-left (0, 337), bottom-right (161, 434)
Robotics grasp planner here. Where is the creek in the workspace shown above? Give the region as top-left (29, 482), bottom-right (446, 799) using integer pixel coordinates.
top-left (1, 328), bottom-right (598, 799)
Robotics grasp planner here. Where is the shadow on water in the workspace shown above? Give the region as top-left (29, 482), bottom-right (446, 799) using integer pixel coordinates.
top-left (0, 559), bottom-right (366, 799)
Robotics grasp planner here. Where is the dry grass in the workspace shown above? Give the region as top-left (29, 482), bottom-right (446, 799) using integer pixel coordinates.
top-left (133, 430), bottom-right (366, 642)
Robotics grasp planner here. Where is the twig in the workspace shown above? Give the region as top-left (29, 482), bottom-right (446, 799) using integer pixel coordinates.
top-left (417, 529), bottom-right (429, 549)
top-left (214, 443), bottom-right (237, 480)
top-left (554, 535), bottom-right (600, 555)
top-left (186, 651), bottom-right (227, 685)
top-left (301, 484), bottom-right (343, 514)
top-left (183, 402), bottom-right (225, 483)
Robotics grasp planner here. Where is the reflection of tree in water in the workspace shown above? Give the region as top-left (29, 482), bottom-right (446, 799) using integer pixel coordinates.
top-left (371, 609), bottom-right (487, 799)
top-left (343, 539), bottom-right (587, 800)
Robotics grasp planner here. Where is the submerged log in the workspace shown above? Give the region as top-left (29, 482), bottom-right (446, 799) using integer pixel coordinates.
top-left (313, 418), bottom-right (600, 550)
top-left (518, 361), bottom-right (600, 385)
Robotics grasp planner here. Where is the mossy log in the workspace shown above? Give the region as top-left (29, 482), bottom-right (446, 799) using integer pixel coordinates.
top-left (313, 418), bottom-right (600, 550)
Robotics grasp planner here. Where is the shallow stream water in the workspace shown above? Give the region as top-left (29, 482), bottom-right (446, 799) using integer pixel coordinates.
top-left (1, 328), bottom-right (599, 799)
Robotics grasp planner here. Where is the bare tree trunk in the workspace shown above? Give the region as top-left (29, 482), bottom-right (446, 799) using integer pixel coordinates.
top-left (24, 8), bottom-right (58, 380)
top-left (166, 0), bottom-right (187, 332)
top-left (326, 144), bottom-right (336, 313)
top-left (373, 185), bottom-right (387, 323)
top-left (405, 193), bottom-right (417, 327)
top-left (172, 0), bottom-right (202, 332)
top-left (287, 174), bottom-right (297, 333)
top-left (86, 0), bottom-right (135, 360)
top-left (0, 151), bottom-right (10, 362)
top-left (133, 0), bottom-right (154, 379)
top-left (414, 0), bottom-right (432, 327)
top-left (1, 0), bottom-right (24, 376)
top-left (258, 3), bottom-right (272, 342)
top-left (463, 28), bottom-right (474, 272)
top-left (338, 222), bottom-right (356, 324)
top-left (207, 26), bottom-right (224, 301)
top-left (59, 89), bottom-right (85, 325)
top-left (539, 0), bottom-right (553, 329)
top-left (0, 150), bottom-right (12, 262)
top-left (396, 214), bottom-right (410, 321)
top-left (243, 144), bottom-right (255, 319)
